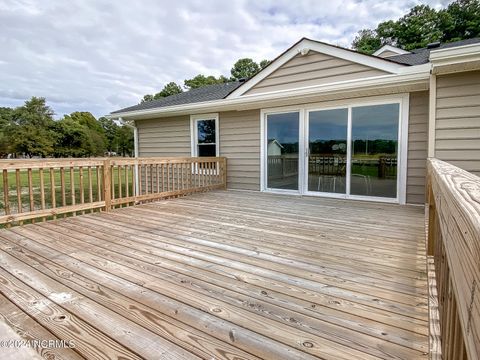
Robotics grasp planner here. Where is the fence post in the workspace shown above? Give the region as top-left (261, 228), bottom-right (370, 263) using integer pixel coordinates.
top-left (103, 159), bottom-right (112, 212)
top-left (222, 158), bottom-right (227, 189)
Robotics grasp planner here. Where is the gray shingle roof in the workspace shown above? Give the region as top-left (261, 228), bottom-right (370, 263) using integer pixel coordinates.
top-left (111, 81), bottom-right (243, 114)
top-left (387, 37), bottom-right (480, 65)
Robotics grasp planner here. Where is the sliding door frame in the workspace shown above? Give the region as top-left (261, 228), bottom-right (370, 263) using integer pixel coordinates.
top-left (260, 93), bottom-right (409, 204)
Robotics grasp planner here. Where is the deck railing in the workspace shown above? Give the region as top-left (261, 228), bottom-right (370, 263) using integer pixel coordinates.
top-left (0, 157), bottom-right (226, 226)
top-left (427, 158), bottom-right (479, 360)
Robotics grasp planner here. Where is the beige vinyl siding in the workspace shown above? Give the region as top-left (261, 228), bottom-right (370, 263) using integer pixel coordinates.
top-left (136, 116), bottom-right (191, 157)
top-left (245, 51), bottom-right (388, 95)
top-left (435, 71), bottom-right (480, 175)
top-left (407, 91), bottom-right (428, 204)
top-left (219, 110), bottom-right (260, 190)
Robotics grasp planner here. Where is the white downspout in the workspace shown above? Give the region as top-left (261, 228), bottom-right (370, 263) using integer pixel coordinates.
top-left (120, 117), bottom-right (139, 196)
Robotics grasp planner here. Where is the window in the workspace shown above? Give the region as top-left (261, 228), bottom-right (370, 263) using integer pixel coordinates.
top-left (191, 114), bottom-right (219, 157)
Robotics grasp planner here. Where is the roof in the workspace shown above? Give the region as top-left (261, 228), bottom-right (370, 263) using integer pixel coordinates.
top-left (110, 37), bottom-right (480, 116)
top-left (388, 38), bottom-right (480, 65)
top-left (111, 81), bottom-right (243, 114)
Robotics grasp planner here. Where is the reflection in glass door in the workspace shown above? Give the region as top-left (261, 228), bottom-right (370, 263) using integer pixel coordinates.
top-left (307, 109), bottom-right (348, 194)
top-left (266, 112), bottom-right (299, 191)
top-left (350, 104), bottom-right (399, 198)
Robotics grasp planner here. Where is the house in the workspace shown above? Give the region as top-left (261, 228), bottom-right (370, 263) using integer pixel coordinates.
top-left (109, 37), bottom-right (480, 204)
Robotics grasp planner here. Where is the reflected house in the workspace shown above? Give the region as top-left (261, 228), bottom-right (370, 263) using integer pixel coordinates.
top-left (110, 37), bottom-right (480, 205)
top-left (267, 139), bottom-right (283, 156)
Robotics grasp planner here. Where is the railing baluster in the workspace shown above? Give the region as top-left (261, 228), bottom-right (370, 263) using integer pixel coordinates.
top-left (167, 164), bottom-right (170, 192)
top-left (50, 168), bottom-right (56, 220)
top-left (15, 169), bottom-right (22, 225)
top-left (138, 165), bottom-right (143, 196)
top-left (88, 166), bottom-right (93, 213)
top-left (161, 164), bottom-right (165, 192)
top-left (70, 166), bottom-right (76, 216)
top-left (79, 166), bottom-right (85, 215)
top-left (61, 167), bottom-right (66, 218)
top-left (111, 164), bottom-right (115, 204)
top-left (125, 165), bottom-right (129, 199)
top-left (39, 168), bottom-right (45, 221)
top-left (118, 164), bottom-right (122, 207)
top-left (27, 168), bottom-right (35, 223)
top-left (96, 165), bottom-right (102, 201)
top-left (3, 169), bottom-right (10, 227)
top-left (150, 164), bottom-right (154, 196)
top-left (156, 164), bottom-right (160, 193)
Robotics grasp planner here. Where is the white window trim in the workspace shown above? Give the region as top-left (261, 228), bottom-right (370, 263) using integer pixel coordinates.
top-left (260, 94), bottom-right (409, 204)
top-left (190, 113), bottom-right (220, 157)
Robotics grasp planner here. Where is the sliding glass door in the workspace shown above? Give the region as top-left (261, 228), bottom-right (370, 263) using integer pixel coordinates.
top-left (307, 108), bottom-right (347, 194)
top-left (350, 104), bottom-right (399, 198)
top-left (266, 112), bottom-right (300, 191)
top-left (264, 100), bottom-right (402, 201)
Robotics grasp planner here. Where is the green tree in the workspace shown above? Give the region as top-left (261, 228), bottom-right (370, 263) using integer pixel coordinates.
top-left (63, 111), bottom-right (106, 156)
top-left (98, 117), bottom-right (119, 153)
top-left (184, 74), bottom-right (228, 90)
top-left (351, 0), bottom-right (480, 54)
top-left (230, 58), bottom-right (260, 80)
top-left (53, 118), bottom-right (95, 157)
top-left (439, 0), bottom-right (480, 42)
top-left (115, 125), bottom-right (134, 157)
top-left (0, 107), bottom-right (14, 157)
top-left (395, 5), bottom-right (443, 50)
top-left (259, 59), bottom-right (271, 69)
top-left (352, 29), bottom-right (383, 54)
top-left (9, 97), bottom-right (56, 157)
top-left (141, 81), bottom-right (183, 103)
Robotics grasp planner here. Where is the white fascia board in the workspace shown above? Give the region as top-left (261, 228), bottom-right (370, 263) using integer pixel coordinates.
top-left (107, 70), bottom-right (430, 120)
top-left (226, 38), bottom-right (408, 98)
top-left (430, 43), bottom-right (480, 62)
top-left (430, 44), bottom-right (480, 74)
top-left (373, 45), bottom-right (410, 56)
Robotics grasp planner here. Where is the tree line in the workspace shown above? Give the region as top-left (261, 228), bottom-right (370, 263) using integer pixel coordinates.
top-left (0, 97), bottom-right (133, 158)
top-left (352, 0), bottom-right (480, 54)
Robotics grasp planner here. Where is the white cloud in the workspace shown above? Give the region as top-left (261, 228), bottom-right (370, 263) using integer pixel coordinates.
top-left (0, 0), bottom-right (449, 117)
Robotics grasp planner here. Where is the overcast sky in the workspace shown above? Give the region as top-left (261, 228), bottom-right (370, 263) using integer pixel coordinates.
top-left (0, 0), bottom-right (450, 118)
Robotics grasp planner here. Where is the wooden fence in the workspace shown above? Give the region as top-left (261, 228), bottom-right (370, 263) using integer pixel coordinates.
top-left (427, 158), bottom-right (479, 360)
top-left (0, 157), bottom-right (226, 226)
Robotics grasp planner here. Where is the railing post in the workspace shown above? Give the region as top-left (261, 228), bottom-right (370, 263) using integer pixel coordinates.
top-left (222, 158), bottom-right (227, 190)
top-left (103, 159), bottom-right (112, 212)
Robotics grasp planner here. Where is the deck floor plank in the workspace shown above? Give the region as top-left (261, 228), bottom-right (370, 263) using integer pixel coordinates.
top-left (0, 190), bottom-right (429, 359)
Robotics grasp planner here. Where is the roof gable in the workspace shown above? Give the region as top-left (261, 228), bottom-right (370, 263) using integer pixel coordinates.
top-left (227, 38), bottom-right (406, 98)
top-left (243, 51), bottom-right (390, 95)
top-left (373, 45), bottom-right (410, 58)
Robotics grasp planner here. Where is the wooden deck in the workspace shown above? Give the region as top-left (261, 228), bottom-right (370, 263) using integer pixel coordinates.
top-left (0, 190), bottom-right (429, 360)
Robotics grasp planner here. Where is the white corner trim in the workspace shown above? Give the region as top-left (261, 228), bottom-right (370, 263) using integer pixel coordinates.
top-left (190, 113), bottom-right (219, 157)
top-left (373, 45), bottom-right (410, 57)
top-left (398, 93), bottom-right (410, 205)
top-left (227, 38), bottom-right (408, 98)
top-left (428, 74), bottom-right (436, 158)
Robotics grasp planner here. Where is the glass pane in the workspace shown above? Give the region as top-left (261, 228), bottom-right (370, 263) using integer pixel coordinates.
top-left (308, 108), bottom-right (347, 194)
top-left (267, 112), bottom-right (299, 190)
top-left (197, 120), bottom-right (215, 144)
top-left (198, 144), bottom-right (216, 157)
top-left (351, 104), bottom-right (399, 198)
